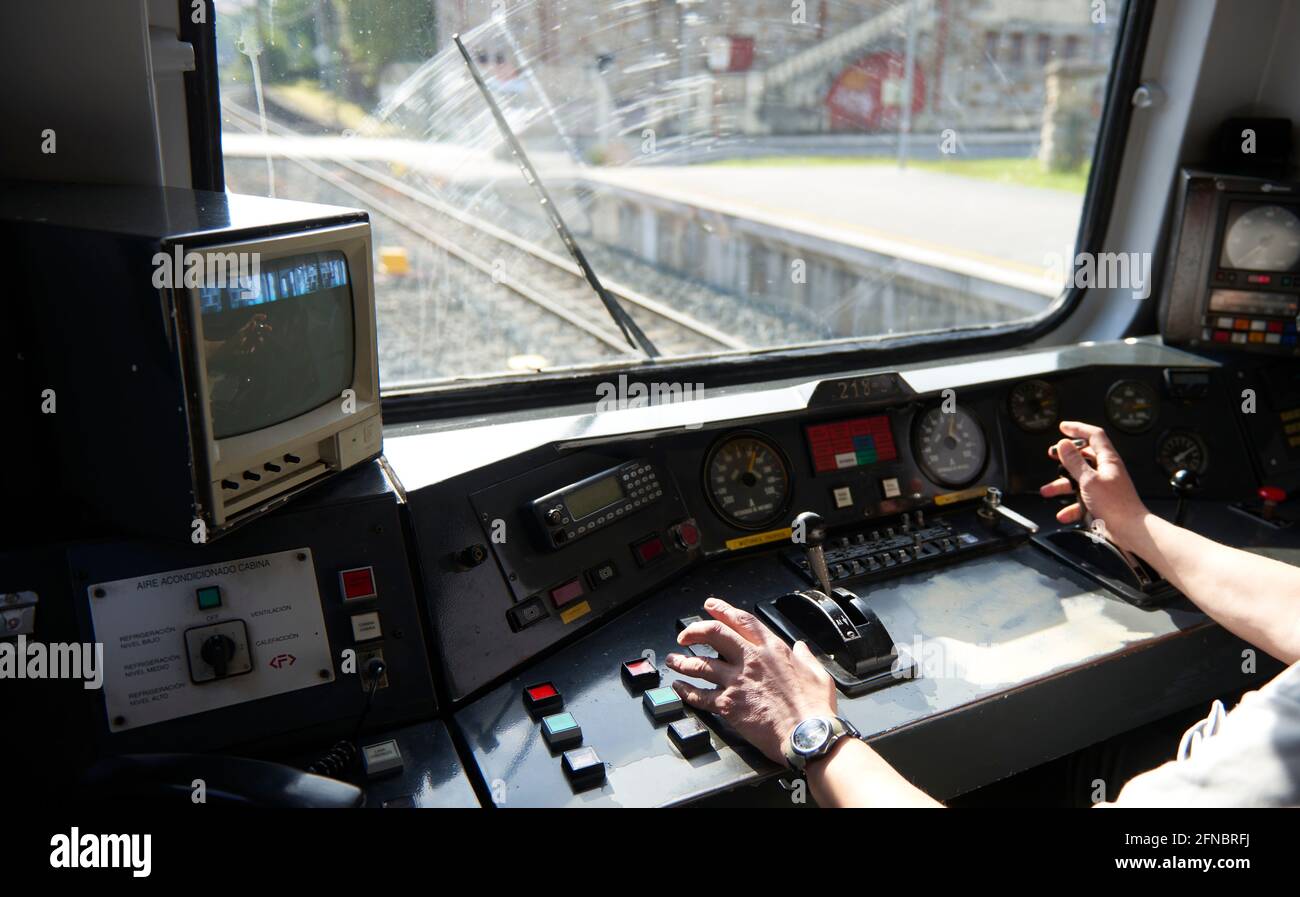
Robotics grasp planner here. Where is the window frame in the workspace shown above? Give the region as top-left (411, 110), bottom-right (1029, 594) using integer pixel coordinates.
top-left (191, 0), bottom-right (1156, 424)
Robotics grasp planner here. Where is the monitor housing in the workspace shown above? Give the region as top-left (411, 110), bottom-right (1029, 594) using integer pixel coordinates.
top-left (4, 184), bottom-right (381, 541)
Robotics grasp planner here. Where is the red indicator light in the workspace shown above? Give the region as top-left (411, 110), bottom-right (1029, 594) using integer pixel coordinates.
top-left (550, 578), bottom-right (585, 608)
top-left (633, 535), bottom-right (666, 565)
top-left (527, 683), bottom-right (558, 701)
top-left (1248, 274), bottom-right (1272, 284)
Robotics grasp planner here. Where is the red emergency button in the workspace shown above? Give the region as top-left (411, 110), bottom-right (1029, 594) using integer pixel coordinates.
top-left (523, 681), bottom-right (564, 715)
top-left (1259, 486), bottom-right (1287, 503)
top-left (672, 520), bottom-right (701, 550)
top-left (339, 566), bottom-right (377, 602)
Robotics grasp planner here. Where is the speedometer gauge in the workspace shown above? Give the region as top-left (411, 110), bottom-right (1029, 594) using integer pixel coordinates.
top-left (912, 406), bottom-right (988, 488)
top-left (704, 432), bottom-right (791, 530)
top-left (1008, 379), bottom-right (1059, 432)
top-left (1105, 379), bottom-right (1159, 433)
top-left (1223, 204), bottom-right (1300, 271)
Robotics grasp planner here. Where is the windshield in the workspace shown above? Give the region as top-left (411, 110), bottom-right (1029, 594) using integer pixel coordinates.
top-left (214, 0), bottom-right (1126, 390)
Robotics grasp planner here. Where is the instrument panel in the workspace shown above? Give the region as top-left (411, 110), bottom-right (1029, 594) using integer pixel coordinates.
top-left (392, 347), bottom-right (1257, 705)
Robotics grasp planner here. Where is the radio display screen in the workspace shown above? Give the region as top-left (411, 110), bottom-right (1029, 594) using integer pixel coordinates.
top-left (1208, 289), bottom-right (1299, 317)
top-left (565, 475), bottom-right (624, 519)
top-left (806, 415), bottom-right (897, 474)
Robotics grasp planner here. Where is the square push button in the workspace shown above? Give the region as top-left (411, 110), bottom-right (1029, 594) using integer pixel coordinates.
top-left (351, 611), bottom-right (382, 642)
top-left (561, 746), bottom-right (605, 790)
top-left (339, 566), bottom-right (377, 602)
top-left (668, 717), bottom-right (713, 758)
top-left (541, 712), bottom-right (583, 750)
top-left (621, 657), bottom-right (660, 691)
top-left (832, 486), bottom-right (854, 509)
top-left (523, 681), bottom-right (563, 715)
top-left (361, 739), bottom-right (403, 778)
top-left (195, 585), bottom-right (222, 611)
top-left (643, 685), bottom-right (683, 721)
top-left (880, 477), bottom-right (901, 499)
top-left (585, 560), bottom-right (619, 591)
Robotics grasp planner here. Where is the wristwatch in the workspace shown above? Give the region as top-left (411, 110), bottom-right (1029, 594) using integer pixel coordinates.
top-left (783, 716), bottom-right (861, 772)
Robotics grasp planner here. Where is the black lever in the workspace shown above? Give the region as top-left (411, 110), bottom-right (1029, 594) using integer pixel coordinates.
top-left (1049, 437), bottom-right (1092, 528)
top-left (1170, 468), bottom-right (1199, 526)
top-left (793, 510), bottom-right (833, 596)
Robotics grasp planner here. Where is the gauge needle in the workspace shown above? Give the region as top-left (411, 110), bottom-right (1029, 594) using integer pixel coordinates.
top-left (948, 414), bottom-right (957, 439)
top-left (746, 448), bottom-right (757, 474)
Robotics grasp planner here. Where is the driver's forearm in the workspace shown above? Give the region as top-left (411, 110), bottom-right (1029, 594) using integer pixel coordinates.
top-left (1118, 512), bottom-right (1300, 664)
top-left (805, 738), bottom-right (942, 808)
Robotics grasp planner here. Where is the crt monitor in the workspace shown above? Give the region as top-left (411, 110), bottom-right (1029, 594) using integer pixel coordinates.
top-left (2, 183), bottom-right (382, 542)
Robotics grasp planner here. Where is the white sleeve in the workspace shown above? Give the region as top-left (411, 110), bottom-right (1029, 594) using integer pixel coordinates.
top-left (1098, 662), bottom-right (1300, 807)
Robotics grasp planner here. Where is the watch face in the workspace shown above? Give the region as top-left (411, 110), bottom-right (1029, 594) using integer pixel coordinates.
top-left (792, 717), bottom-right (831, 754)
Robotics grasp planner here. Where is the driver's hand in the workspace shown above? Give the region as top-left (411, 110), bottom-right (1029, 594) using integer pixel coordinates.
top-left (666, 597), bottom-right (836, 765)
top-left (1039, 421), bottom-right (1150, 548)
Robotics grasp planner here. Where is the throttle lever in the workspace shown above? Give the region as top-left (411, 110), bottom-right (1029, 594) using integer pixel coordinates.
top-left (1049, 437), bottom-right (1092, 528)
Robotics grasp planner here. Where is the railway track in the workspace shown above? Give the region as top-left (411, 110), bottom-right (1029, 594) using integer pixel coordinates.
top-left (221, 99), bottom-right (745, 362)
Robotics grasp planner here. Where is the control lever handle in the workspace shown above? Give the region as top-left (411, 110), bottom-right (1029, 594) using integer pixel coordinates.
top-left (1170, 469), bottom-right (1199, 527)
top-left (793, 511), bottom-right (833, 597)
top-left (1050, 437), bottom-right (1092, 528)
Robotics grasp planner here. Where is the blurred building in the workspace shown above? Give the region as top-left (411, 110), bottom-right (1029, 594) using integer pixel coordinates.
top-left (434, 0), bottom-right (1118, 140)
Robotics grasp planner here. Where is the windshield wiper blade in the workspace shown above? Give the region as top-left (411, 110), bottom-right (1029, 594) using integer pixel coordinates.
top-left (453, 33), bottom-right (660, 359)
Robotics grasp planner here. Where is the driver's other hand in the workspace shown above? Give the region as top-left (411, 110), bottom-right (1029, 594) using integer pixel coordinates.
top-left (1040, 420), bottom-right (1149, 547)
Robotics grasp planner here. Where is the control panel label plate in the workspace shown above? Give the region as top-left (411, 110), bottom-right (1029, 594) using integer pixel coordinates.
top-left (88, 548), bottom-right (333, 732)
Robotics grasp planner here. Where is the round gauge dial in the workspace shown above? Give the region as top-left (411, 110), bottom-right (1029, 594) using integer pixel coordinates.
top-left (704, 432), bottom-right (791, 530)
top-left (1156, 431), bottom-right (1209, 477)
top-left (1223, 204), bottom-right (1300, 271)
top-left (1104, 380), bottom-right (1159, 433)
top-left (912, 405), bottom-right (988, 488)
top-left (1008, 379), bottom-right (1059, 433)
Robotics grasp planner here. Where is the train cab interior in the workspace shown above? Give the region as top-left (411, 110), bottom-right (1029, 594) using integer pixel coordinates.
top-left (5, 0), bottom-right (1300, 818)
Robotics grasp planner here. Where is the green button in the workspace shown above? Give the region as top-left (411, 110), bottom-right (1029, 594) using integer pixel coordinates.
top-left (196, 585), bottom-right (222, 611)
top-left (646, 687), bottom-right (678, 707)
top-left (544, 712), bottom-right (578, 733)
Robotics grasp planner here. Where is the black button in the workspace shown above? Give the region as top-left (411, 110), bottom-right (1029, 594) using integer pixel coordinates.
top-left (668, 717), bottom-right (714, 758)
top-left (676, 615), bottom-right (703, 632)
top-left (561, 746), bottom-right (606, 790)
top-left (506, 596), bottom-right (549, 632)
top-left (585, 560), bottom-right (619, 591)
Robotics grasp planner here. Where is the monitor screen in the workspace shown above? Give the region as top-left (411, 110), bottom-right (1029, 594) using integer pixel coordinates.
top-left (197, 250), bottom-right (355, 439)
top-left (806, 415), bottom-right (898, 474)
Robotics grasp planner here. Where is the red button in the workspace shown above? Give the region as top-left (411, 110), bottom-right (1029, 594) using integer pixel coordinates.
top-left (523, 681), bottom-right (564, 714)
top-left (1269, 321), bottom-right (1284, 333)
top-left (527, 683), bottom-right (558, 701)
top-left (626, 659), bottom-right (654, 676)
top-left (550, 578), bottom-right (584, 608)
top-left (673, 521), bottom-right (701, 549)
top-left (1213, 330), bottom-right (1231, 343)
top-left (339, 567), bottom-right (377, 602)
